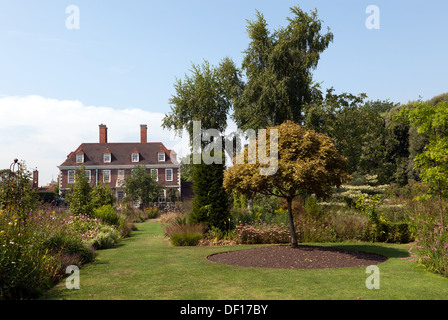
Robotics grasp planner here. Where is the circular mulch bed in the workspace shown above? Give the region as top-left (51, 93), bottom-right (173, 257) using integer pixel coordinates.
top-left (207, 245), bottom-right (387, 269)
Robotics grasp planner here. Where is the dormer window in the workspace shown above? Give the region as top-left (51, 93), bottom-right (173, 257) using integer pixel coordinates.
top-left (76, 153), bottom-right (84, 163)
top-left (132, 152), bottom-right (139, 163)
top-left (158, 152), bottom-right (165, 162)
top-left (103, 153), bottom-right (111, 163)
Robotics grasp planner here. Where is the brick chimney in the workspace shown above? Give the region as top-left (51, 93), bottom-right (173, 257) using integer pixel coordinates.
top-left (99, 124), bottom-right (108, 143)
top-left (140, 124), bottom-right (147, 143)
top-left (32, 170), bottom-right (38, 189)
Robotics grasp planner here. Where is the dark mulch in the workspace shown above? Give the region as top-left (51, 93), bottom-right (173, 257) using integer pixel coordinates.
top-left (207, 245), bottom-right (387, 269)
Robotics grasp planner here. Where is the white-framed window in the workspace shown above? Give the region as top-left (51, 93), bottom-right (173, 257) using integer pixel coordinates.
top-left (68, 170), bottom-right (75, 184)
top-left (103, 153), bottom-right (111, 163)
top-left (103, 170), bottom-right (111, 183)
top-left (131, 153), bottom-right (139, 163)
top-left (85, 170), bottom-right (91, 183)
top-left (151, 169), bottom-right (158, 181)
top-left (158, 152), bottom-right (165, 162)
top-left (165, 168), bottom-right (173, 182)
top-left (76, 153), bottom-right (84, 163)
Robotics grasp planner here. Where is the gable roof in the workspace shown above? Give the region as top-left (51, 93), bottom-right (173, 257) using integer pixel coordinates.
top-left (59, 142), bottom-right (179, 167)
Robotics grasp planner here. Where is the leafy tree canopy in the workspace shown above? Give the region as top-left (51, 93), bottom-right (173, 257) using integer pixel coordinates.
top-left (223, 121), bottom-right (349, 246)
top-left (124, 165), bottom-right (161, 209)
top-left (229, 6), bottom-right (334, 131)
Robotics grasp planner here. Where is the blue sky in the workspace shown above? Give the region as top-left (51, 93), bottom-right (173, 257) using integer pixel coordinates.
top-left (0, 0), bottom-right (447, 185)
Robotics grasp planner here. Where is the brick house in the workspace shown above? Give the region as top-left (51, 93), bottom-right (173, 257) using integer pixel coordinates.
top-left (58, 124), bottom-right (181, 203)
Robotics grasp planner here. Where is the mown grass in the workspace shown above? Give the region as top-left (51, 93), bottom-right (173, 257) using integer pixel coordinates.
top-left (43, 220), bottom-right (448, 300)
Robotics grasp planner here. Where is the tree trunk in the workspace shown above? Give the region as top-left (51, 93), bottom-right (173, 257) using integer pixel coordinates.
top-left (286, 197), bottom-right (298, 248)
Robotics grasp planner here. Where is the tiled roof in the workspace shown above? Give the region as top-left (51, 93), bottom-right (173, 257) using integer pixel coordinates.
top-left (59, 142), bottom-right (179, 167)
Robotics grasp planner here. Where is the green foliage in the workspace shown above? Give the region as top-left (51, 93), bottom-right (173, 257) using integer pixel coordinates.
top-left (164, 224), bottom-right (204, 246)
top-left (124, 165), bottom-right (161, 208)
top-left (66, 166), bottom-right (93, 216)
top-left (162, 59), bottom-right (233, 144)
top-left (231, 195), bottom-right (289, 228)
top-left (190, 161), bottom-right (231, 231)
top-left (231, 6), bottom-right (334, 130)
top-left (0, 163), bottom-right (62, 299)
top-left (0, 216), bottom-right (59, 299)
top-left (380, 221), bottom-right (412, 243)
top-left (36, 191), bottom-right (58, 203)
top-left (233, 192), bottom-right (248, 210)
top-left (355, 194), bottom-right (382, 222)
top-left (146, 206), bottom-right (159, 219)
top-left (354, 194), bottom-right (412, 243)
top-left (91, 183), bottom-right (115, 209)
top-left (43, 231), bottom-right (95, 265)
top-left (169, 232), bottom-right (203, 246)
top-left (224, 121), bottom-right (350, 246)
top-left (398, 99), bottom-right (448, 224)
top-left (179, 155), bottom-right (194, 182)
top-left (93, 204), bottom-right (120, 226)
top-left (408, 218), bottom-right (448, 276)
top-left (0, 161), bottom-right (38, 225)
top-left (304, 195), bottom-right (322, 218)
top-left (0, 205), bottom-right (103, 299)
top-left (86, 226), bottom-right (120, 250)
top-left (0, 159), bottom-right (137, 299)
top-left (65, 169), bottom-right (115, 218)
top-left (305, 90), bottom-right (402, 184)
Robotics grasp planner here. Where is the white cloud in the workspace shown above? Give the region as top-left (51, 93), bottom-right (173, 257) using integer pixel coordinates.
top-left (0, 95), bottom-right (190, 186)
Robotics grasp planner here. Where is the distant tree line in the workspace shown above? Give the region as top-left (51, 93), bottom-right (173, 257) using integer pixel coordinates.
top-left (305, 91), bottom-right (448, 187)
top-left (162, 3), bottom-right (448, 234)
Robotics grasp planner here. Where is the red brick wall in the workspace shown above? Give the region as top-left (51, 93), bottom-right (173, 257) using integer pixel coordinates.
top-left (60, 167), bottom-right (179, 190)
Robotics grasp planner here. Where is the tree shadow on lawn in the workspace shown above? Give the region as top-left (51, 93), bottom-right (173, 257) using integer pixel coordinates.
top-left (324, 242), bottom-right (410, 259)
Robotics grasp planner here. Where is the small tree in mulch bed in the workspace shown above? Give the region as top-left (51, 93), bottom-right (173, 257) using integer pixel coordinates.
top-left (224, 121), bottom-right (350, 248)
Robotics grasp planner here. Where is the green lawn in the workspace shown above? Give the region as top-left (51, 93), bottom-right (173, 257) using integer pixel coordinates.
top-left (43, 220), bottom-right (448, 300)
